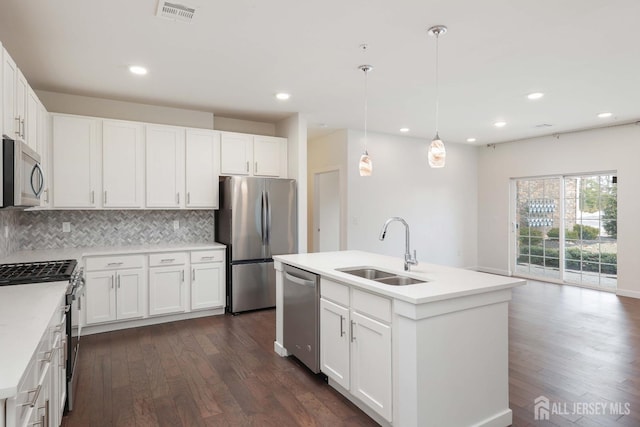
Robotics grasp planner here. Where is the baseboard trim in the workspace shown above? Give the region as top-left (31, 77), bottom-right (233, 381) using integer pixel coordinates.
top-left (616, 289), bottom-right (640, 300)
top-left (273, 341), bottom-right (289, 357)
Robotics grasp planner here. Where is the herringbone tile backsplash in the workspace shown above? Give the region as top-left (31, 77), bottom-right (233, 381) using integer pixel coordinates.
top-left (19, 210), bottom-right (215, 250)
top-left (0, 210), bottom-right (21, 259)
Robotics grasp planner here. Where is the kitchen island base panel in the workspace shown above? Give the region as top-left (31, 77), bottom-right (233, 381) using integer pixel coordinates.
top-left (394, 293), bottom-right (512, 427)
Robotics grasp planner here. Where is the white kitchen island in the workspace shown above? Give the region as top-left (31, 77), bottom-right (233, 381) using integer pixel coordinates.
top-left (273, 250), bottom-right (525, 427)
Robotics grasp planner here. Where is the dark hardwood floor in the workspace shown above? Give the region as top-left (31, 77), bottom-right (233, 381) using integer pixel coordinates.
top-left (62, 281), bottom-right (640, 427)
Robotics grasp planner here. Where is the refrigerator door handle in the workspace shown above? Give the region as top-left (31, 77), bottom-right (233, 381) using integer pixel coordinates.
top-left (261, 191), bottom-right (267, 245)
top-left (266, 190), bottom-right (272, 244)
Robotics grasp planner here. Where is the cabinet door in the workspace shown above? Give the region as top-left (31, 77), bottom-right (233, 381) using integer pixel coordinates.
top-left (15, 70), bottom-right (28, 142)
top-left (146, 125), bottom-right (185, 208)
top-left (2, 49), bottom-right (18, 138)
top-left (220, 132), bottom-right (252, 175)
top-left (320, 298), bottom-right (350, 389)
top-left (103, 120), bottom-right (144, 208)
top-left (37, 101), bottom-right (51, 207)
top-left (85, 271), bottom-right (116, 324)
top-left (116, 268), bottom-right (145, 320)
top-left (253, 136), bottom-right (284, 177)
top-left (191, 263), bottom-right (224, 310)
top-left (149, 266), bottom-right (186, 316)
top-left (26, 86), bottom-right (39, 150)
top-left (185, 129), bottom-right (219, 208)
top-left (350, 311), bottom-right (392, 422)
top-left (52, 115), bottom-right (101, 208)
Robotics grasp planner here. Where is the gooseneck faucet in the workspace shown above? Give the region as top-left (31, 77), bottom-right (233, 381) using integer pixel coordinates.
top-left (379, 217), bottom-right (418, 271)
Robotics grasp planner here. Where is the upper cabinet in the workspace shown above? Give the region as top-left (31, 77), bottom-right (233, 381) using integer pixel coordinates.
top-left (52, 115), bottom-right (101, 208)
top-left (103, 120), bottom-right (144, 208)
top-left (185, 129), bottom-right (220, 209)
top-left (146, 124), bottom-right (185, 208)
top-left (220, 131), bottom-right (287, 178)
top-left (1, 47), bottom-right (40, 150)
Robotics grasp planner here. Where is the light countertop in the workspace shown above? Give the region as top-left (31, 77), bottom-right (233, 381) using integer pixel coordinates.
top-left (0, 281), bottom-right (68, 399)
top-left (0, 243), bottom-right (226, 264)
top-left (274, 250), bottom-right (525, 305)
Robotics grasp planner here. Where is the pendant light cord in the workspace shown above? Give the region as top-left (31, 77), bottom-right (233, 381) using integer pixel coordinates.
top-left (364, 67), bottom-right (369, 152)
top-left (435, 32), bottom-right (440, 136)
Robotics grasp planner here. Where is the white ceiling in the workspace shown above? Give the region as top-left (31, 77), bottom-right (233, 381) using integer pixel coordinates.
top-left (1, 0), bottom-right (639, 144)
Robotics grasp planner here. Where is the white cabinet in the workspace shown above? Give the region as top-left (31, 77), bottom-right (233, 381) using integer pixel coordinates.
top-left (2, 48), bottom-right (18, 139)
top-left (149, 252), bottom-right (188, 316)
top-left (146, 124), bottom-right (185, 208)
top-left (319, 279), bottom-right (392, 422)
top-left (52, 114), bottom-right (101, 208)
top-left (190, 249), bottom-right (225, 310)
top-left (253, 136), bottom-right (285, 177)
top-left (185, 129), bottom-right (220, 208)
top-left (85, 255), bottom-right (146, 325)
top-left (102, 120), bottom-right (144, 208)
top-left (220, 132), bottom-right (287, 177)
top-left (37, 101), bottom-right (51, 207)
top-left (320, 298), bottom-right (350, 389)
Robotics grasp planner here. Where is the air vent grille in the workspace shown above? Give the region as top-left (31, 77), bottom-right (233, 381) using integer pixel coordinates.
top-left (156, 1), bottom-right (195, 23)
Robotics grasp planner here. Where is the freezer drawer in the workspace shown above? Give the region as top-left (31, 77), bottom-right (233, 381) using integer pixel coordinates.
top-left (230, 261), bottom-right (276, 313)
top-left (283, 264), bottom-right (320, 373)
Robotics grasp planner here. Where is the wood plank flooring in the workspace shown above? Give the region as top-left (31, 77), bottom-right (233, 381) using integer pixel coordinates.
top-left (62, 281), bottom-right (640, 426)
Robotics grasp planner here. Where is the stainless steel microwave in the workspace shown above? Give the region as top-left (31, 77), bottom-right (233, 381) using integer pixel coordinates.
top-left (2, 137), bottom-right (44, 208)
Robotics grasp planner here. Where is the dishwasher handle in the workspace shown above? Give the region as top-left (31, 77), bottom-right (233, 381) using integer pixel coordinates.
top-left (284, 272), bottom-right (316, 287)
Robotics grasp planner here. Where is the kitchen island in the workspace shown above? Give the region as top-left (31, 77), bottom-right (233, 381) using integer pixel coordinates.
top-left (273, 250), bottom-right (525, 427)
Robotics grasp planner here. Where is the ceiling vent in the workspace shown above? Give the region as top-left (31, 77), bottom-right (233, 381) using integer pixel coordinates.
top-left (156, 1), bottom-right (195, 23)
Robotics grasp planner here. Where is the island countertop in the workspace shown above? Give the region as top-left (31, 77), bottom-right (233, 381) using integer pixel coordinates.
top-left (273, 250), bottom-right (525, 305)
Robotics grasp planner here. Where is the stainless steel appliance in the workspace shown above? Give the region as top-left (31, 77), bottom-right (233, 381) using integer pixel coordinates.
top-left (283, 264), bottom-right (320, 373)
top-left (0, 259), bottom-right (84, 412)
top-left (215, 176), bottom-right (297, 313)
top-left (2, 137), bottom-right (44, 208)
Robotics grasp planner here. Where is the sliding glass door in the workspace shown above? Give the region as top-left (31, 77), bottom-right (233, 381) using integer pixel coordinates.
top-left (514, 173), bottom-right (617, 290)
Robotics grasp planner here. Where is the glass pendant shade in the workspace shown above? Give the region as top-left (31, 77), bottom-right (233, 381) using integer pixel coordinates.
top-left (359, 150), bottom-right (373, 176)
top-left (428, 134), bottom-right (446, 168)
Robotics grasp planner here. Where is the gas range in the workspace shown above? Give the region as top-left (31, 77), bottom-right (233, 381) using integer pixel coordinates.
top-left (0, 259), bottom-right (78, 285)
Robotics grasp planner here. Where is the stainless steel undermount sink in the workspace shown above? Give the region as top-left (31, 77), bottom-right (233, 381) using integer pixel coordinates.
top-left (337, 267), bottom-right (427, 286)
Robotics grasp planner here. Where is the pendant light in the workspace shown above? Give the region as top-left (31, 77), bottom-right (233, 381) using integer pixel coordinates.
top-left (358, 58), bottom-right (373, 176)
top-left (427, 25), bottom-right (447, 168)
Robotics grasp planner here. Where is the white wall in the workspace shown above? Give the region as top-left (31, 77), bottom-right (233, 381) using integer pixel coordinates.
top-left (346, 130), bottom-right (479, 268)
top-left (215, 116), bottom-right (276, 136)
top-left (276, 113), bottom-right (308, 254)
top-left (36, 90), bottom-right (214, 128)
top-left (307, 130), bottom-right (349, 252)
top-left (477, 123), bottom-right (640, 298)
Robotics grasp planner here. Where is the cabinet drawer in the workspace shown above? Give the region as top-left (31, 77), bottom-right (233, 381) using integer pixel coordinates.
top-left (190, 249), bottom-right (224, 264)
top-left (352, 289), bottom-right (391, 323)
top-left (86, 254), bottom-right (144, 271)
top-left (321, 278), bottom-right (349, 306)
top-left (149, 252), bottom-right (187, 267)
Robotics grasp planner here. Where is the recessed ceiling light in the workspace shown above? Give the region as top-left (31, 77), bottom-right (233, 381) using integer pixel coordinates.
top-left (597, 112), bottom-right (612, 118)
top-left (494, 121), bottom-right (507, 128)
top-left (466, 137), bottom-right (476, 143)
top-left (275, 93), bottom-right (290, 100)
top-left (129, 65), bottom-right (148, 75)
top-left (399, 128), bottom-right (410, 133)
top-left (527, 92), bottom-right (544, 100)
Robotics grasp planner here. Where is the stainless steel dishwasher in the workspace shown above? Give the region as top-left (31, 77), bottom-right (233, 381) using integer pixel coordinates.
top-left (283, 264), bottom-right (320, 373)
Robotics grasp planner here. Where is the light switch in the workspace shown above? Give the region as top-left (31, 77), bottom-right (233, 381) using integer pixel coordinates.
top-left (173, 220), bottom-right (179, 230)
top-left (62, 222), bottom-right (71, 233)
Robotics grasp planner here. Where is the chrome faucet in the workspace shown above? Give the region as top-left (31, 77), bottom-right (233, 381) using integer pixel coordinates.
top-left (379, 217), bottom-right (418, 271)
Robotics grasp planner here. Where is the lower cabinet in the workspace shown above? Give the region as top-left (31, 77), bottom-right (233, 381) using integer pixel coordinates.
top-left (85, 255), bottom-right (145, 325)
top-left (320, 279), bottom-right (393, 422)
top-left (190, 249), bottom-right (225, 311)
top-left (148, 252), bottom-right (188, 316)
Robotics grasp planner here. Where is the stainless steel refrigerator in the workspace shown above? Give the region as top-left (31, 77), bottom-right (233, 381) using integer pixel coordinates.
top-left (215, 176), bottom-right (297, 313)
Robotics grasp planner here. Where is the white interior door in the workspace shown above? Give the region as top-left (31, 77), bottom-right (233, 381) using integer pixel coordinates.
top-left (314, 170), bottom-right (341, 252)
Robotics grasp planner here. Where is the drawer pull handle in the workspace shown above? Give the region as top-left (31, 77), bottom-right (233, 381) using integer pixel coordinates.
top-left (181, 270), bottom-right (185, 282)
top-left (340, 315), bottom-right (345, 337)
top-left (350, 320), bottom-right (356, 342)
top-left (107, 262), bottom-right (124, 266)
top-left (161, 258), bottom-right (176, 263)
top-left (192, 268), bottom-right (195, 281)
top-left (201, 256), bottom-right (215, 260)
top-left (20, 384), bottom-right (42, 408)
